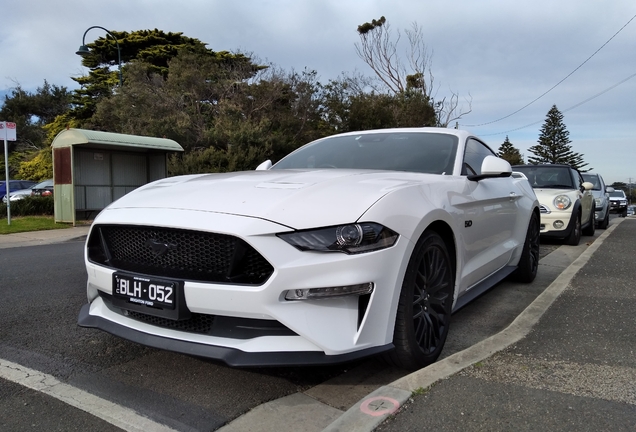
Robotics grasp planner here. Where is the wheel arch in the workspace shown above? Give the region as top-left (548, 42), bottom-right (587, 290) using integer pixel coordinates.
top-left (569, 200), bottom-right (582, 226)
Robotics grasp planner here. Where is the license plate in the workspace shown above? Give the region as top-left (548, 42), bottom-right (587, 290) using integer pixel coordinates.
top-left (113, 273), bottom-right (178, 310)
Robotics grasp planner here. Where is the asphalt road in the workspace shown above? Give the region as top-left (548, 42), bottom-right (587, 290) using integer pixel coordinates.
top-left (0, 223), bottom-right (605, 431)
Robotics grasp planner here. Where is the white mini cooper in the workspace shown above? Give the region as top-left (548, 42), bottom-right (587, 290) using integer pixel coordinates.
top-left (513, 164), bottom-right (595, 246)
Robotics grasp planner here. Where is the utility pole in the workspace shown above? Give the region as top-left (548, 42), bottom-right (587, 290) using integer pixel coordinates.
top-left (628, 177), bottom-right (633, 205)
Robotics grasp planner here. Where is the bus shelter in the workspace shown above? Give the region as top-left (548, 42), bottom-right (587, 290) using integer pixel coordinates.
top-left (51, 128), bottom-right (183, 225)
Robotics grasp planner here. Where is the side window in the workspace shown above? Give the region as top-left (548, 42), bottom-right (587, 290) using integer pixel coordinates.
top-left (462, 139), bottom-right (496, 176)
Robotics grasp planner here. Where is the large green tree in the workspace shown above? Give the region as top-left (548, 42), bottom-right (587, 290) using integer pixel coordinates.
top-left (320, 73), bottom-right (437, 132)
top-left (527, 105), bottom-right (590, 171)
top-left (497, 136), bottom-right (524, 165)
top-left (86, 52), bottom-right (325, 172)
top-left (0, 81), bottom-right (72, 151)
top-left (0, 81), bottom-right (72, 178)
top-left (71, 29), bottom-right (262, 122)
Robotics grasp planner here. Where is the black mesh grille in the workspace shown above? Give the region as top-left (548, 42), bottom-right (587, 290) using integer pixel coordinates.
top-left (88, 225), bottom-right (273, 285)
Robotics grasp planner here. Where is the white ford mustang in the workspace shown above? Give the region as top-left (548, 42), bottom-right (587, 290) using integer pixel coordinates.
top-left (78, 127), bottom-right (540, 370)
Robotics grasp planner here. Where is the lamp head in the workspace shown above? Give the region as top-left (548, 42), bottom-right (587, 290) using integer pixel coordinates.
top-left (76, 45), bottom-right (91, 56)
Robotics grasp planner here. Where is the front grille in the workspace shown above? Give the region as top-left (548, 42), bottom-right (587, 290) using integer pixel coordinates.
top-left (88, 225), bottom-right (274, 285)
top-left (539, 204), bottom-right (550, 214)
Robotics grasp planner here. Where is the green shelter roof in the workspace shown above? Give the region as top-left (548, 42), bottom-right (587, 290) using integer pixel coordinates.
top-left (51, 128), bottom-right (183, 152)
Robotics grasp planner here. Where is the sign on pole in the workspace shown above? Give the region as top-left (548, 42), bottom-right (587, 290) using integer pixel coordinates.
top-left (0, 122), bottom-right (17, 141)
top-left (2, 121), bottom-right (17, 225)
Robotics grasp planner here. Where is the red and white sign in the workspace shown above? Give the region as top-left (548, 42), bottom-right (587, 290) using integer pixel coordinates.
top-left (0, 121), bottom-right (17, 141)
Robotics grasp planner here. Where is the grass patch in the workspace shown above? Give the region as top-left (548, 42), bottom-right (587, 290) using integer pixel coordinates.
top-left (411, 387), bottom-right (429, 397)
top-left (0, 216), bottom-right (72, 235)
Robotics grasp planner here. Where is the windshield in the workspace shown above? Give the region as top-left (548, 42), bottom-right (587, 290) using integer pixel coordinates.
top-left (581, 174), bottom-right (601, 190)
top-left (609, 191), bottom-right (626, 198)
top-left (272, 132), bottom-right (459, 174)
top-left (33, 179), bottom-right (53, 188)
top-left (513, 166), bottom-right (574, 189)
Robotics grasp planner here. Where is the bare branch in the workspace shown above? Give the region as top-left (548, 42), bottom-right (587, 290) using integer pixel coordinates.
top-left (355, 17), bottom-right (473, 126)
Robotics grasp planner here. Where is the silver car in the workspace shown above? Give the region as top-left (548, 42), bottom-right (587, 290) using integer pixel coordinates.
top-left (581, 173), bottom-right (611, 229)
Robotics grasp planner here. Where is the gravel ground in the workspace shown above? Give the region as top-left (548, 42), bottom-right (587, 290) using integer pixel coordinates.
top-left (460, 350), bottom-right (636, 405)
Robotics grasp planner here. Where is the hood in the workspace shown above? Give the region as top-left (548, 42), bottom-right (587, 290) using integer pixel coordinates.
top-left (104, 169), bottom-right (431, 229)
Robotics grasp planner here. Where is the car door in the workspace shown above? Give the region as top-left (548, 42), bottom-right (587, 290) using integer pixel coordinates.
top-left (458, 139), bottom-right (518, 290)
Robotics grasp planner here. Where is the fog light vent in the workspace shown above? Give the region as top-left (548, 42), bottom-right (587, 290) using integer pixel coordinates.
top-left (285, 283), bottom-right (374, 300)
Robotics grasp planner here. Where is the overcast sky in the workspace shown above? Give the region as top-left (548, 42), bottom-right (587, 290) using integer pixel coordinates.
top-left (2, 0), bottom-right (635, 184)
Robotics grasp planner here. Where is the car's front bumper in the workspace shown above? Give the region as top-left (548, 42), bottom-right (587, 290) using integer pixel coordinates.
top-left (77, 303), bottom-right (392, 366)
top-left (609, 201), bottom-right (628, 213)
top-left (538, 209), bottom-right (576, 238)
top-left (80, 208), bottom-right (412, 366)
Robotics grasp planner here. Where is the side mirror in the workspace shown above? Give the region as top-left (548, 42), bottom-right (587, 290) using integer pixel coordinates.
top-left (606, 186), bottom-right (615, 193)
top-left (582, 181), bottom-right (594, 191)
top-left (256, 160), bottom-right (272, 171)
top-left (467, 156), bottom-right (512, 181)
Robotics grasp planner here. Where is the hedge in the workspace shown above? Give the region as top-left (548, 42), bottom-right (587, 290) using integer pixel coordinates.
top-left (0, 196), bottom-right (54, 219)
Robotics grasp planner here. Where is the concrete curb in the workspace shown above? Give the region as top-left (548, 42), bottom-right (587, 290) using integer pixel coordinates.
top-left (0, 225), bottom-right (89, 249)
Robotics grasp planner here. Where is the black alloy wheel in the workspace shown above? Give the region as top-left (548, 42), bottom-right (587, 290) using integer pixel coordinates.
top-left (565, 211), bottom-right (581, 246)
top-left (386, 231), bottom-right (454, 370)
top-left (511, 211), bottom-right (540, 283)
top-left (600, 211), bottom-right (610, 229)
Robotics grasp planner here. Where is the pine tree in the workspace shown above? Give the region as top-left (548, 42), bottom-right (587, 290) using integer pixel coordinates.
top-left (497, 135), bottom-right (524, 165)
top-left (527, 105), bottom-right (590, 171)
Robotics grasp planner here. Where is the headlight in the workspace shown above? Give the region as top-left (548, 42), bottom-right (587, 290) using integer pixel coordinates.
top-left (278, 222), bottom-right (399, 254)
top-left (553, 195), bottom-right (572, 210)
top-left (595, 198), bottom-right (602, 207)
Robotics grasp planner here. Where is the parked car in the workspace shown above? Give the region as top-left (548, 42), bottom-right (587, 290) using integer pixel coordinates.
top-left (79, 128), bottom-right (540, 370)
top-left (608, 189), bottom-right (628, 217)
top-left (2, 186), bottom-right (33, 203)
top-left (627, 205), bottom-right (635, 217)
top-left (581, 173), bottom-right (611, 229)
top-left (0, 180), bottom-right (37, 201)
top-left (30, 179), bottom-right (54, 197)
top-left (513, 164), bottom-right (595, 246)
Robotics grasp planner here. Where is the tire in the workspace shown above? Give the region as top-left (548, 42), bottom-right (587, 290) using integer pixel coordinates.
top-left (565, 211), bottom-right (581, 246)
top-left (385, 231), bottom-right (454, 371)
top-left (582, 205), bottom-right (596, 236)
top-left (511, 211), bottom-right (540, 283)
top-left (599, 210), bottom-right (609, 229)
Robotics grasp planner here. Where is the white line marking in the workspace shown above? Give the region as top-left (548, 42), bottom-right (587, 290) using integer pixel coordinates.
top-left (0, 359), bottom-right (178, 432)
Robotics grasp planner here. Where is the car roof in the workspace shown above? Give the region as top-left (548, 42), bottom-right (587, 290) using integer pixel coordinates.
top-left (33, 179), bottom-right (53, 187)
top-left (322, 127), bottom-right (480, 144)
top-left (512, 164), bottom-right (574, 169)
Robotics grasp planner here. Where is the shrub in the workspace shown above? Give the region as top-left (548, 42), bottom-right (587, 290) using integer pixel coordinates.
top-left (0, 196), bottom-right (54, 219)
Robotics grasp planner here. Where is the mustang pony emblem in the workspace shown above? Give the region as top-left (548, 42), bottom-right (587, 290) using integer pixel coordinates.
top-left (146, 238), bottom-right (178, 257)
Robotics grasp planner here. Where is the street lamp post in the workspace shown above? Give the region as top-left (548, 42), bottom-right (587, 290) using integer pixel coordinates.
top-left (76, 26), bottom-right (123, 87)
